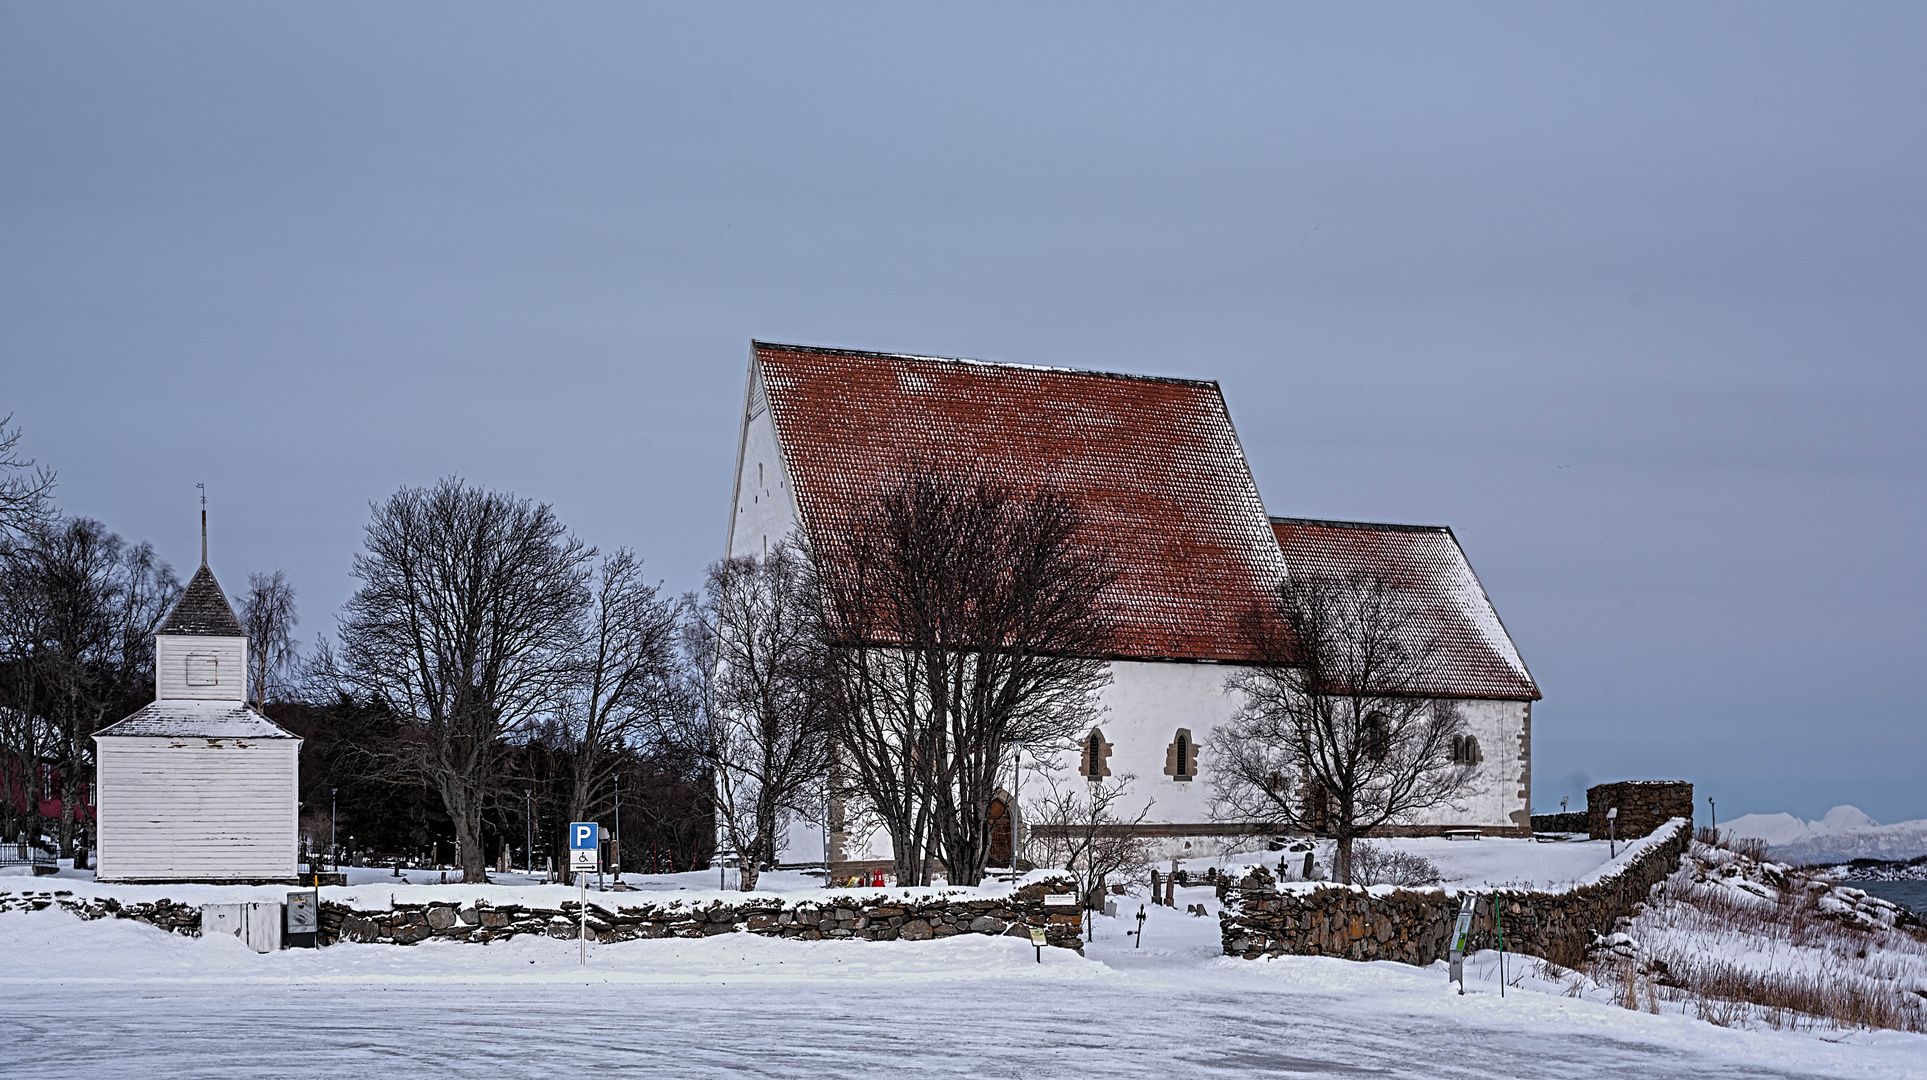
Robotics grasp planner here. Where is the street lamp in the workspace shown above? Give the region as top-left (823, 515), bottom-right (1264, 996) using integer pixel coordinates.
top-left (613, 774), bottom-right (623, 885)
top-left (524, 788), bottom-right (533, 878)
top-left (330, 788), bottom-right (338, 872)
top-left (1607, 807), bottom-right (1619, 858)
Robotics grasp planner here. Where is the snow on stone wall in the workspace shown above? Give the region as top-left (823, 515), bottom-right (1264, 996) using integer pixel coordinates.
top-left (1217, 818), bottom-right (1691, 966)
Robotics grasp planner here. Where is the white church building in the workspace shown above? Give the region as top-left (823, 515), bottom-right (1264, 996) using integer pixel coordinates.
top-left (726, 341), bottom-right (1538, 870)
top-left (93, 558), bottom-right (302, 883)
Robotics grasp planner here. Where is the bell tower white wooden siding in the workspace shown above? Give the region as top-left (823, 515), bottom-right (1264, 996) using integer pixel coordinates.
top-left (94, 559), bottom-right (302, 884)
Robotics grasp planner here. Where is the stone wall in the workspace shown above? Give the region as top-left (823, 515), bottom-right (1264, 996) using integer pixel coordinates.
top-left (0, 888), bottom-right (201, 934)
top-left (1216, 818), bottom-right (1690, 968)
top-left (2, 877), bottom-right (1085, 954)
top-left (1531, 812), bottom-right (1589, 833)
top-left (1588, 781), bottom-right (1693, 840)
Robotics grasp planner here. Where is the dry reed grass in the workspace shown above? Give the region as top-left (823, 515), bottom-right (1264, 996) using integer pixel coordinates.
top-left (1585, 838), bottom-right (1927, 1034)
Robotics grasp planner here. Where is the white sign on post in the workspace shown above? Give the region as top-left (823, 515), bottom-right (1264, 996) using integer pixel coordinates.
top-left (569, 822), bottom-right (600, 872)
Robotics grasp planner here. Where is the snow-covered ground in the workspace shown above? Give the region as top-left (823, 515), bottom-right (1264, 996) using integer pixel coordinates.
top-left (1724, 806), bottom-right (1927, 867)
top-left (1184, 833), bottom-right (1623, 892)
top-left (6, 864), bottom-right (1926, 1078)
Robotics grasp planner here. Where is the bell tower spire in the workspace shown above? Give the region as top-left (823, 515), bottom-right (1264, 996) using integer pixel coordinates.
top-left (197, 482), bottom-right (207, 567)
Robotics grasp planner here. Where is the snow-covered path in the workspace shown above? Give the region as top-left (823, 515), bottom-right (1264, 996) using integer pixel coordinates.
top-left (4, 903), bottom-right (1921, 1079)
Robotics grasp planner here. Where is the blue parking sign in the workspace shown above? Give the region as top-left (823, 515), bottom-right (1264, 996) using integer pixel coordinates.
top-left (569, 822), bottom-right (600, 871)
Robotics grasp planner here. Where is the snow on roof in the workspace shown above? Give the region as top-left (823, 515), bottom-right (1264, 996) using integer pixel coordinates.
top-left (95, 699), bottom-right (297, 740)
top-left (158, 565), bottom-right (244, 638)
top-left (1269, 517), bottom-right (1539, 700)
top-left (753, 341), bottom-right (1287, 663)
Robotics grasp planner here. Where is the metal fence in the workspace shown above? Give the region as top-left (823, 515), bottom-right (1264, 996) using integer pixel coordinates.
top-left (0, 841), bottom-right (57, 870)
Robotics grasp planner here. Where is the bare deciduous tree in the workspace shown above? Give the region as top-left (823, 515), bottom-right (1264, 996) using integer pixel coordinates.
top-left (1027, 768), bottom-right (1155, 910)
top-left (680, 543), bottom-right (832, 891)
top-left (814, 466), bottom-right (1115, 886)
top-left (327, 479), bottom-right (591, 883)
top-left (234, 570), bottom-right (299, 710)
top-left (558, 548), bottom-right (680, 882)
top-left (0, 518), bottom-right (176, 857)
top-left (1214, 571), bottom-right (1475, 884)
top-left (0, 415), bottom-right (56, 541)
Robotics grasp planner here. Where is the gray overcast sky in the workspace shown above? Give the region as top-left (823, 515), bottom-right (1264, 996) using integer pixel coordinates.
top-left (4, 3), bottom-right (1921, 823)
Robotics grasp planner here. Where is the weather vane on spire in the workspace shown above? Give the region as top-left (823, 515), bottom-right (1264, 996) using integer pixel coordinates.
top-left (197, 482), bottom-right (207, 567)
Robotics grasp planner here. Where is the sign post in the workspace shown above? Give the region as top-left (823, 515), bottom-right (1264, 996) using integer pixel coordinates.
top-left (569, 822), bottom-right (599, 965)
top-left (1448, 894), bottom-right (1476, 994)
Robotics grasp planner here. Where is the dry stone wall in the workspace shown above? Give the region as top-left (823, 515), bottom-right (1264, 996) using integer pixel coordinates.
top-left (1588, 781), bottom-right (1693, 840)
top-left (1217, 819), bottom-right (1690, 968)
top-left (2, 877), bottom-right (1086, 954)
top-left (1530, 812), bottom-right (1589, 833)
top-left (0, 889), bottom-right (201, 934)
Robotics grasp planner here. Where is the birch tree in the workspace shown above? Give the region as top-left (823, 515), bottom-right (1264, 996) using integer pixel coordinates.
top-left (679, 544), bottom-right (831, 891)
top-left (234, 570), bottom-right (299, 710)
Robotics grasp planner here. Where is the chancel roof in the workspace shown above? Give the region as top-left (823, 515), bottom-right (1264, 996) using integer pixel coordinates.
top-left (158, 565), bottom-right (244, 638)
top-left (1269, 517), bottom-right (1540, 700)
top-left (754, 342), bottom-right (1287, 663)
top-left (94, 699), bottom-right (297, 740)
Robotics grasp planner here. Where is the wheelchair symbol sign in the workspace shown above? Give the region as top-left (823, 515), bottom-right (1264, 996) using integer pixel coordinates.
top-left (569, 822), bottom-right (599, 871)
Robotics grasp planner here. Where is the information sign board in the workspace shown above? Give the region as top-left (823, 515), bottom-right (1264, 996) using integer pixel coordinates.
top-left (569, 822), bottom-right (599, 872)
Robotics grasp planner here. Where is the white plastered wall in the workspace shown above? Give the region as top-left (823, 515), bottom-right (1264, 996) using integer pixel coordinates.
top-left (725, 368), bottom-right (799, 562)
top-left (1022, 662), bottom-right (1533, 857)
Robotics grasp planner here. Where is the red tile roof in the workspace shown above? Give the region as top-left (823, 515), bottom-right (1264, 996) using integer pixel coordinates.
top-left (755, 342), bottom-right (1287, 663)
top-left (1269, 518), bottom-right (1540, 700)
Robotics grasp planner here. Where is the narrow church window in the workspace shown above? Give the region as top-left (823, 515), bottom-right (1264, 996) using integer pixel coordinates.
top-left (1082, 728), bottom-right (1111, 779)
top-left (1364, 712), bottom-right (1389, 761)
top-left (1164, 728), bottom-right (1198, 781)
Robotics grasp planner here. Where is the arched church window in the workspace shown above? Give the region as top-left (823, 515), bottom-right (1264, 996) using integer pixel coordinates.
top-left (1452, 735), bottom-right (1482, 766)
top-left (1164, 728), bottom-right (1199, 781)
top-left (1081, 728), bottom-right (1112, 780)
top-left (1364, 712), bottom-right (1390, 762)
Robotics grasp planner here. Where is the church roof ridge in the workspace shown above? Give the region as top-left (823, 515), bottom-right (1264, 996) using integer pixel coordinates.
top-left (751, 340), bottom-right (1220, 390)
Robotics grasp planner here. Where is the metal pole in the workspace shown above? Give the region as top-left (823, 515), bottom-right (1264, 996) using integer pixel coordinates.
top-left (1012, 748), bottom-right (1022, 872)
top-left (1495, 895), bottom-right (1506, 998)
top-left (1708, 797), bottom-right (1716, 843)
top-left (579, 874), bottom-right (587, 966)
top-left (524, 789), bottom-right (532, 877)
top-left (330, 788), bottom-right (337, 872)
top-left (613, 776), bottom-right (622, 884)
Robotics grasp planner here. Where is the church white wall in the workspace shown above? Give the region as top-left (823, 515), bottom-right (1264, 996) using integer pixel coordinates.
top-left (785, 658), bottom-right (1530, 873)
top-left (1022, 661), bottom-right (1533, 843)
top-left (95, 736), bottom-right (299, 882)
top-left (727, 401), bottom-right (799, 562)
top-left (155, 635), bottom-right (247, 702)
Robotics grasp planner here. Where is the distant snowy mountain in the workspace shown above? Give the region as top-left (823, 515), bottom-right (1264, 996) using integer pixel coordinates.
top-left (1722, 805), bottom-right (1927, 865)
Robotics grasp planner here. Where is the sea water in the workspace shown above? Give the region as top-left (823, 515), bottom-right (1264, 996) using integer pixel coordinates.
top-left (1857, 879), bottom-right (1927, 915)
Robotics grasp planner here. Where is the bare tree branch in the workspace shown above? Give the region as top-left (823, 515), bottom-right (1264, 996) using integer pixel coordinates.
top-left (0, 415), bottom-right (56, 542)
top-left (1213, 571), bottom-right (1476, 884)
top-left (678, 542), bottom-right (832, 891)
top-left (234, 570), bottom-right (299, 710)
top-left (814, 464), bottom-right (1116, 886)
top-left (322, 479), bottom-right (591, 884)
